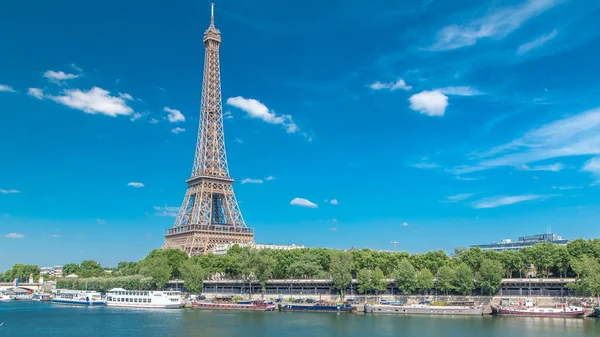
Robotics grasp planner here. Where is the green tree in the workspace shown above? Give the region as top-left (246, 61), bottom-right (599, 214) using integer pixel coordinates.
top-left (521, 244), bottom-right (557, 277)
top-left (499, 250), bottom-right (522, 278)
top-left (3, 264), bottom-right (40, 282)
top-left (288, 253), bottom-right (323, 279)
top-left (62, 263), bottom-right (80, 276)
top-left (180, 260), bottom-right (206, 294)
top-left (415, 268), bottom-right (435, 294)
top-left (143, 249), bottom-right (189, 279)
top-left (394, 259), bottom-right (417, 294)
top-left (567, 239), bottom-right (597, 259)
top-left (357, 268), bottom-right (373, 294)
top-left (371, 267), bottom-right (388, 295)
top-left (437, 265), bottom-right (455, 295)
top-left (78, 260), bottom-right (102, 278)
top-left (568, 256), bottom-right (600, 297)
top-left (330, 252), bottom-right (352, 300)
top-left (139, 256), bottom-right (172, 288)
top-left (453, 247), bottom-right (468, 257)
top-left (553, 246), bottom-right (571, 278)
top-left (254, 250), bottom-right (275, 293)
top-left (116, 261), bottom-right (138, 276)
top-left (453, 263), bottom-right (475, 295)
top-left (457, 247), bottom-right (485, 273)
top-left (476, 259), bottom-right (503, 295)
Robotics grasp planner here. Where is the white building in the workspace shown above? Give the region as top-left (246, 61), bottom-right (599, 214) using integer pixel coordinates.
top-left (39, 265), bottom-right (63, 278)
top-left (211, 243), bottom-right (305, 255)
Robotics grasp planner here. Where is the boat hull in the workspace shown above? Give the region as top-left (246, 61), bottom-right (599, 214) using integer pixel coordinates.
top-left (367, 304), bottom-right (484, 316)
top-left (192, 302), bottom-right (276, 311)
top-left (278, 304), bottom-right (354, 313)
top-left (51, 299), bottom-right (106, 306)
top-left (107, 303), bottom-right (183, 309)
top-left (491, 306), bottom-right (585, 318)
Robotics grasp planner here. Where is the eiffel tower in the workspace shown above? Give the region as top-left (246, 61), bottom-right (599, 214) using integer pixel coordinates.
top-left (163, 3), bottom-right (254, 256)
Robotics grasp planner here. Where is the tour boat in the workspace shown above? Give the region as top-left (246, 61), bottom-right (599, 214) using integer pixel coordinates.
top-left (0, 294), bottom-right (14, 302)
top-left (51, 290), bottom-right (106, 306)
top-left (365, 303), bottom-right (484, 316)
top-left (491, 298), bottom-right (585, 318)
top-left (278, 302), bottom-right (354, 313)
top-left (31, 293), bottom-right (52, 302)
top-left (106, 288), bottom-right (184, 309)
top-left (192, 299), bottom-right (276, 311)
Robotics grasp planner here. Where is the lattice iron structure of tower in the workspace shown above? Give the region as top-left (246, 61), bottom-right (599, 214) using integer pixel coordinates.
top-left (163, 4), bottom-right (254, 256)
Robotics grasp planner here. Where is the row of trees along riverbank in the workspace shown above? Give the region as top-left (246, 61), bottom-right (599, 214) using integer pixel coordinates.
top-left (2, 238), bottom-right (599, 297)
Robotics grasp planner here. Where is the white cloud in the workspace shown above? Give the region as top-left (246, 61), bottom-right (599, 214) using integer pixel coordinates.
top-left (455, 176), bottom-right (482, 181)
top-left (149, 118), bottom-right (159, 124)
top-left (472, 194), bottom-right (553, 209)
top-left (409, 90), bottom-right (448, 116)
top-left (4, 233), bottom-right (25, 239)
top-left (517, 29), bottom-right (559, 55)
top-left (430, 0), bottom-right (563, 50)
top-left (164, 107), bottom-right (185, 123)
top-left (171, 127), bottom-right (186, 134)
top-left (0, 84), bottom-right (16, 93)
top-left (0, 189), bottom-right (20, 194)
top-left (153, 205), bottom-right (180, 217)
top-left (581, 156), bottom-right (600, 182)
top-left (517, 162), bottom-right (564, 172)
top-left (241, 178), bottom-right (263, 184)
top-left (444, 193), bottom-right (476, 202)
top-left (551, 185), bottom-right (582, 191)
top-left (96, 218), bottom-right (105, 225)
top-left (48, 87), bottom-right (133, 117)
top-left (411, 162), bottom-right (440, 169)
top-left (330, 227), bottom-right (338, 231)
top-left (127, 182), bottom-right (145, 188)
top-left (265, 175), bottom-right (276, 181)
top-left (235, 137), bottom-right (244, 143)
top-left (46, 234), bottom-right (61, 238)
top-left (290, 197), bottom-right (318, 208)
top-left (369, 79), bottom-right (412, 91)
top-left (332, 219), bottom-right (338, 223)
top-left (227, 96), bottom-right (299, 134)
top-left (453, 108), bottom-right (600, 174)
top-left (130, 112), bottom-right (143, 122)
top-left (28, 88), bottom-right (44, 99)
top-left (43, 70), bottom-right (80, 82)
top-left (224, 111), bottom-right (234, 119)
top-left (119, 92), bottom-right (133, 100)
top-left (437, 86), bottom-right (483, 96)
top-left (401, 222), bottom-right (409, 227)
top-left (330, 199), bottom-right (339, 205)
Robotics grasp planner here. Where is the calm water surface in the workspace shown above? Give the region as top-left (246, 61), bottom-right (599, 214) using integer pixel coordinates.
top-left (1, 301), bottom-right (599, 336)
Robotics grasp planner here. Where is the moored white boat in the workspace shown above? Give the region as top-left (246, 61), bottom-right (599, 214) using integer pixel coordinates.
top-left (0, 294), bottom-right (15, 302)
top-left (31, 293), bottom-right (52, 302)
top-left (366, 303), bottom-right (484, 316)
top-left (106, 288), bottom-right (184, 309)
top-left (51, 290), bottom-right (105, 306)
top-left (491, 298), bottom-right (585, 318)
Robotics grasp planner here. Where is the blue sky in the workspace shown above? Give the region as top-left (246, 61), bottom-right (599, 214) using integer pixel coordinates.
top-left (2, 0), bottom-right (600, 270)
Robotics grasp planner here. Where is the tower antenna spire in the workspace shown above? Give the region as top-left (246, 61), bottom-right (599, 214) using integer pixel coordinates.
top-left (211, 3), bottom-right (215, 26)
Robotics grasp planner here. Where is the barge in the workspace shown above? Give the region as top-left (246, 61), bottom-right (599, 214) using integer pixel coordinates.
top-left (192, 300), bottom-right (276, 311)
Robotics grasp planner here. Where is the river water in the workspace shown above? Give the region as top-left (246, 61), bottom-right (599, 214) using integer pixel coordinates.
top-left (1, 301), bottom-right (599, 336)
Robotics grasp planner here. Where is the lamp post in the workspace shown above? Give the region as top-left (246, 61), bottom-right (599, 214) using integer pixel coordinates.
top-left (390, 241), bottom-right (399, 253)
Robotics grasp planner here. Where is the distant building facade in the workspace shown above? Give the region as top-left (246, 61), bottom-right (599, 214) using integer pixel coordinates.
top-left (39, 265), bottom-right (63, 278)
top-left (211, 243), bottom-right (305, 255)
top-left (471, 233), bottom-right (570, 252)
